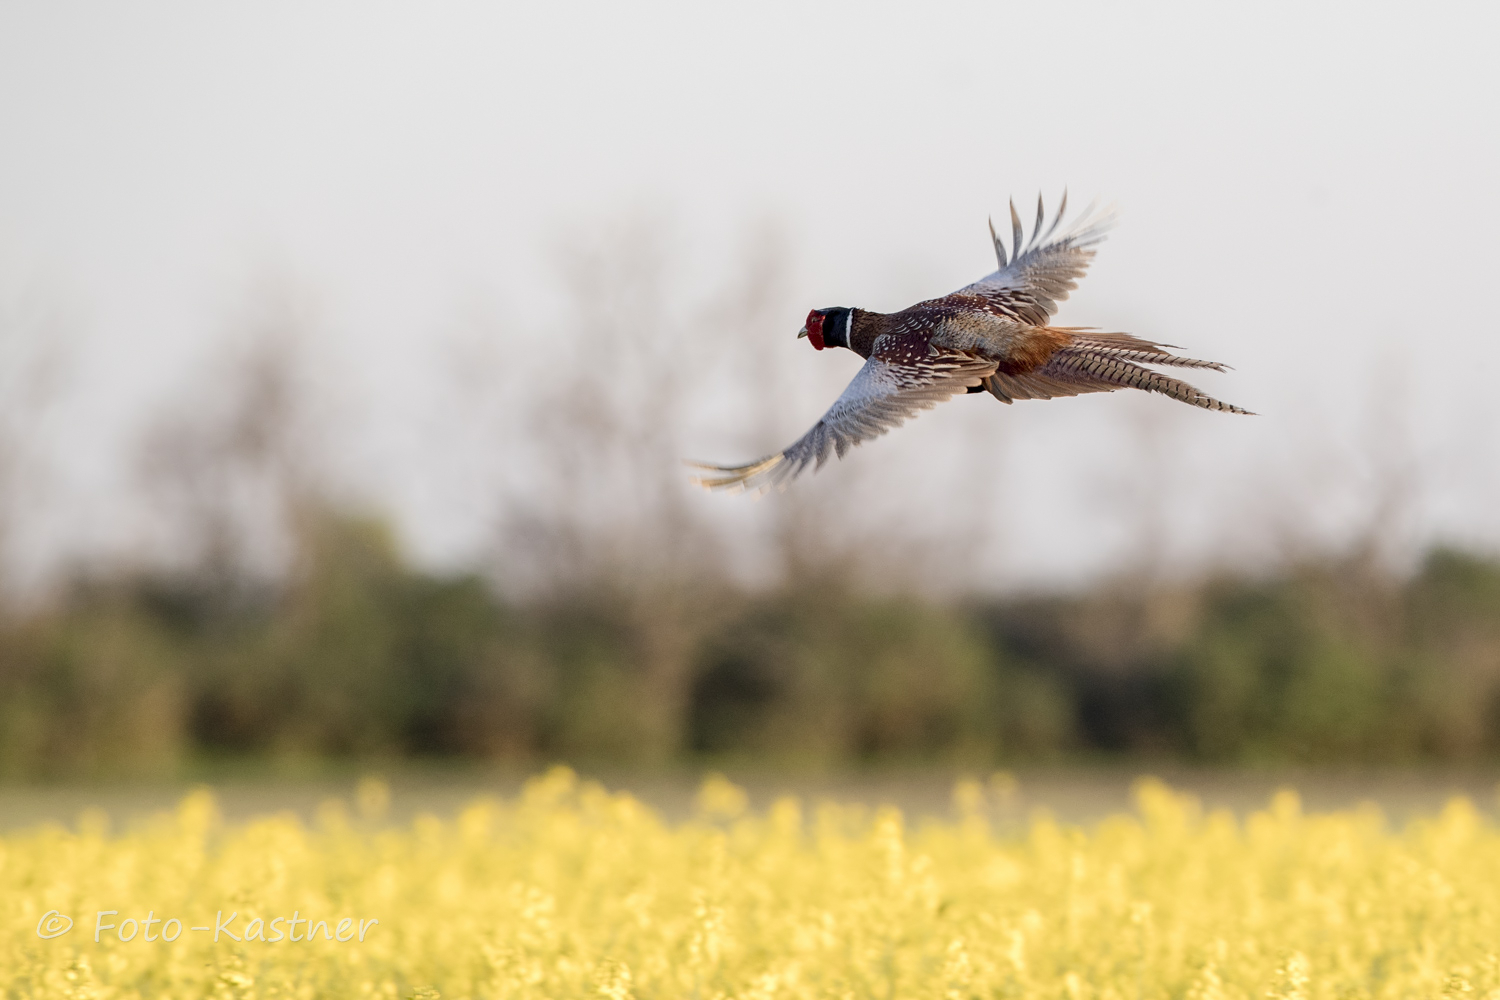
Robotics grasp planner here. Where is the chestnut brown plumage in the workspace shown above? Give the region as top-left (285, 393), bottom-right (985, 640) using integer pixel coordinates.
top-left (690, 194), bottom-right (1251, 494)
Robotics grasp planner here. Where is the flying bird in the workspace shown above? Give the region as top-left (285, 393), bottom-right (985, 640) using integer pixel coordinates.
top-left (690, 194), bottom-right (1250, 493)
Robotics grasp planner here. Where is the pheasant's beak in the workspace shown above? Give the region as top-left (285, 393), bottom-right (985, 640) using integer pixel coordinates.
top-left (797, 326), bottom-right (808, 339)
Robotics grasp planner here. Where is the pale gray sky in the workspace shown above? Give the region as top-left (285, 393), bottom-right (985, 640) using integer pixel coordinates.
top-left (0, 1), bottom-right (1496, 589)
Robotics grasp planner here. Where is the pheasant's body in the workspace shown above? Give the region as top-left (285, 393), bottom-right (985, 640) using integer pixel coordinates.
top-left (839, 301), bottom-right (1069, 364)
top-left (692, 195), bottom-right (1250, 494)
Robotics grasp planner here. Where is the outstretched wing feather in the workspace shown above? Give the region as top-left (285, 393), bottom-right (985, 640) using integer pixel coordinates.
top-left (691, 350), bottom-right (996, 493)
top-left (957, 194), bottom-right (1115, 326)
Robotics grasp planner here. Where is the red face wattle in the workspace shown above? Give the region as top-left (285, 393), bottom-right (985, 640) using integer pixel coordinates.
top-left (804, 309), bottom-right (825, 350)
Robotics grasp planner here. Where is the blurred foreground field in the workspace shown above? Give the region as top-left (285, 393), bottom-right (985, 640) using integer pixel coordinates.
top-left (8, 767), bottom-right (1500, 998)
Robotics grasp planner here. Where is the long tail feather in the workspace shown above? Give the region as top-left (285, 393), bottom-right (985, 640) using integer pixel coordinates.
top-left (1043, 351), bottom-right (1254, 414)
top-left (1050, 329), bottom-right (1231, 370)
top-left (1070, 345), bottom-right (1228, 370)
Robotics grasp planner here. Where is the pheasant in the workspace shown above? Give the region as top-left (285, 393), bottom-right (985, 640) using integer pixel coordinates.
top-left (690, 194), bottom-right (1250, 493)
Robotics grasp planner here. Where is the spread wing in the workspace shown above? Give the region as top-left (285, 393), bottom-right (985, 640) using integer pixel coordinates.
top-left (690, 344), bottom-right (996, 494)
top-left (956, 192), bottom-right (1115, 326)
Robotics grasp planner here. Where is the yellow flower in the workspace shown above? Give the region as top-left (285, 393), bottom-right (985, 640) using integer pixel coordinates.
top-left (7, 774), bottom-right (1500, 998)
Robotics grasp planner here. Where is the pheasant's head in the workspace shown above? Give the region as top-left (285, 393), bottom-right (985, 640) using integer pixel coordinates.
top-left (797, 308), bottom-right (852, 351)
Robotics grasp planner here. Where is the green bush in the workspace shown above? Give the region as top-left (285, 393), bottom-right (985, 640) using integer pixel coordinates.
top-left (2, 511), bottom-right (1500, 778)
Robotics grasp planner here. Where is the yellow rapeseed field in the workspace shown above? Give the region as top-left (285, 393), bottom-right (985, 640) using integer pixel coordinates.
top-left (3, 768), bottom-right (1499, 999)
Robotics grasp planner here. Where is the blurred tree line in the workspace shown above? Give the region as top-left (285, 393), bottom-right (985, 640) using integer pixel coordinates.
top-left (2, 223), bottom-right (1497, 779)
top-left (1, 510), bottom-right (1498, 778)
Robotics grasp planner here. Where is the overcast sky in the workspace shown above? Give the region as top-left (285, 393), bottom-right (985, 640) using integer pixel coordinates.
top-left (0, 1), bottom-right (1497, 589)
